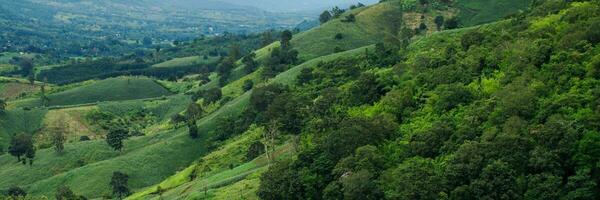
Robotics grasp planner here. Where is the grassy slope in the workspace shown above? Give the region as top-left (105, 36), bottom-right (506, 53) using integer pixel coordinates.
top-left (128, 46), bottom-right (372, 200)
top-left (11, 77), bottom-right (172, 108)
top-left (0, 82), bottom-right (244, 198)
top-left (152, 56), bottom-right (218, 68)
top-left (0, 108), bottom-right (48, 149)
top-left (456, 0), bottom-right (532, 26)
top-left (195, 2), bottom-right (399, 94)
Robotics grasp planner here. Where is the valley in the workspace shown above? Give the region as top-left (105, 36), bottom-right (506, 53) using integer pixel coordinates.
top-left (2, 0), bottom-right (600, 200)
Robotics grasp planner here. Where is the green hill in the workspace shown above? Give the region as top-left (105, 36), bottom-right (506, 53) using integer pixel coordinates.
top-left (11, 77), bottom-right (172, 108)
top-left (1, 0), bottom-right (577, 199)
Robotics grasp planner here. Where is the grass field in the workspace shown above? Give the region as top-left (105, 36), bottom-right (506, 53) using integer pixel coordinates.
top-left (0, 77), bottom-right (246, 198)
top-left (126, 44), bottom-right (372, 199)
top-left (11, 77), bottom-right (172, 108)
top-left (0, 81), bottom-right (40, 100)
top-left (34, 106), bottom-right (98, 146)
top-left (0, 108), bottom-right (48, 149)
top-left (456, 0), bottom-right (532, 26)
top-left (152, 56), bottom-right (218, 68)
top-left (291, 2), bottom-right (396, 61)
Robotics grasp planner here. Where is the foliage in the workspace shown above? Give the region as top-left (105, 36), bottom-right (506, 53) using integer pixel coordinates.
top-left (106, 129), bottom-right (128, 151)
top-left (110, 171), bottom-right (130, 199)
top-left (8, 133), bottom-right (35, 165)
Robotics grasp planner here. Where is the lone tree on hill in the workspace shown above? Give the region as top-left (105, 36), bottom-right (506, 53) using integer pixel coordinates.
top-left (8, 133), bottom-right (35, 165)
top-left (281, 30), bottom-right (293, 49)
top-left (320, 11), bottom-right (332, 24)
top-left (110, 171), bottom-right (130, 199)
top-left (51, 118), bottom-right (68, 153)
top-left (106, 128), bottom-right (128, 151)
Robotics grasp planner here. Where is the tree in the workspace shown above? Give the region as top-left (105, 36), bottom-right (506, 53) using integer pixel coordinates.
top-left (228, 44), bottom-right (241, 60)
top-left (340, 170), bottom-right (383, 200)
top-left (18, 58), bottom-right (34, 78)
top-left (51, 118), bottom-right (67, 153)
top-left (262, 31), bottom-right (274, 47)
top-left (200, 88), bottom-right (222, 105)
top-left (297, 68), bottom-right (313, 85)
top-left (434, 15), bottom-right (445, 30)
top-left (7, 186), bottom-right (27, 198)
top-left (281, 30), bottom-right (293, 49)
top-left (250, 84), bottom-right (287, 112)
top-left (262, 120), bottom-right (281, 164)
top-left (8, 133), bottom-right (35, 164)
top-left (0, 98), bottom-right (6, 112)
top-left (417, 22), bottom-right (428, 34)
top-left (242, 52), bottom-right (258, 74)
top-left (188, 121), bottom-right (199, 139)
top-left (246, 141), bottom-right (265, 161)
top-left (331, 6), bottom-right (345, 18)
top-left (56, 185), bottom-right (85, 200)
top-left (110, 171), bottom-right (130, 199)
top-left (380, 157), bottom-right (443, 200)
top-left (185, 102), bottom-right (202, 121)
top-left (243, 80), bottom-right (254, 92)
top-left (444, 17), bottom-right (460, 30)
top-left (257, 160), bottom-right (303, 200)
top-left (462, 160), bottom-right (520, 200)
top-left (320, 11), bottom-right (332, 24)
top-left (342, 14), bottom-right (356, 23)
top-left (461, 30), bottom-right (485, 50)
top-left (217, 57), bottom-right (235, 86)
top-left (106, 128), bottom-right (128, 151)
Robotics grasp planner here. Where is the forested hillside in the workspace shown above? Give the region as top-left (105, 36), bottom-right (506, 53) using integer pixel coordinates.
top-left (2, 0), bottom-right (600, 199)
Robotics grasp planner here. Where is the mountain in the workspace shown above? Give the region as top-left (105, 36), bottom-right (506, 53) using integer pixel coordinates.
top-left (3, 0), bottom-right (600, 200)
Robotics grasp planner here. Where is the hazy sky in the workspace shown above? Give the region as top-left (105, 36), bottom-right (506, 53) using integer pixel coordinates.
top-left (219, 0), bottom-right (379, 12)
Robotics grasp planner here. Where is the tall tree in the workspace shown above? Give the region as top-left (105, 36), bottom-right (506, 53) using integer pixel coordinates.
top-left (185, 102), bottom-right (202, 121)
top-left (320, 11), bottom-right (332, 24)
top-left (188, 121), bottom-right (199, 139)
top-left (18, 58), bottom-right (34, 78)
top-left (106, 129), bottom-right (128, 151)
top-left (110, 171), bottom-right (130, 199)
top-left (242, 52), bottom-right (258, 74)
top-left (51, 119), bottom-right (67, 153)
top-left (8, 133), bottom-right (35, 164)
top-left (280, 30), bottom-right (293, 49)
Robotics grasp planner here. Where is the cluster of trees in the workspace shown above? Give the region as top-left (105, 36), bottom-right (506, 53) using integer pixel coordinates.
top-left (8, 133), bottom-right (36, 166)
top-left (319, 3), bottom-right (365, 25)
top-left (262, 30), bottom-right (299, 78)
top-left (253, 1), bottom-right (600, 199)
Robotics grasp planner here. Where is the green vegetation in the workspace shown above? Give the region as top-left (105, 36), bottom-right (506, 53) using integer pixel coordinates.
top-left (456, 0), bottom-right (533, 26)
top-left (12, 77), bottom-right (172, 108)
top-left (2, 0), bottom-right (596, 199)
